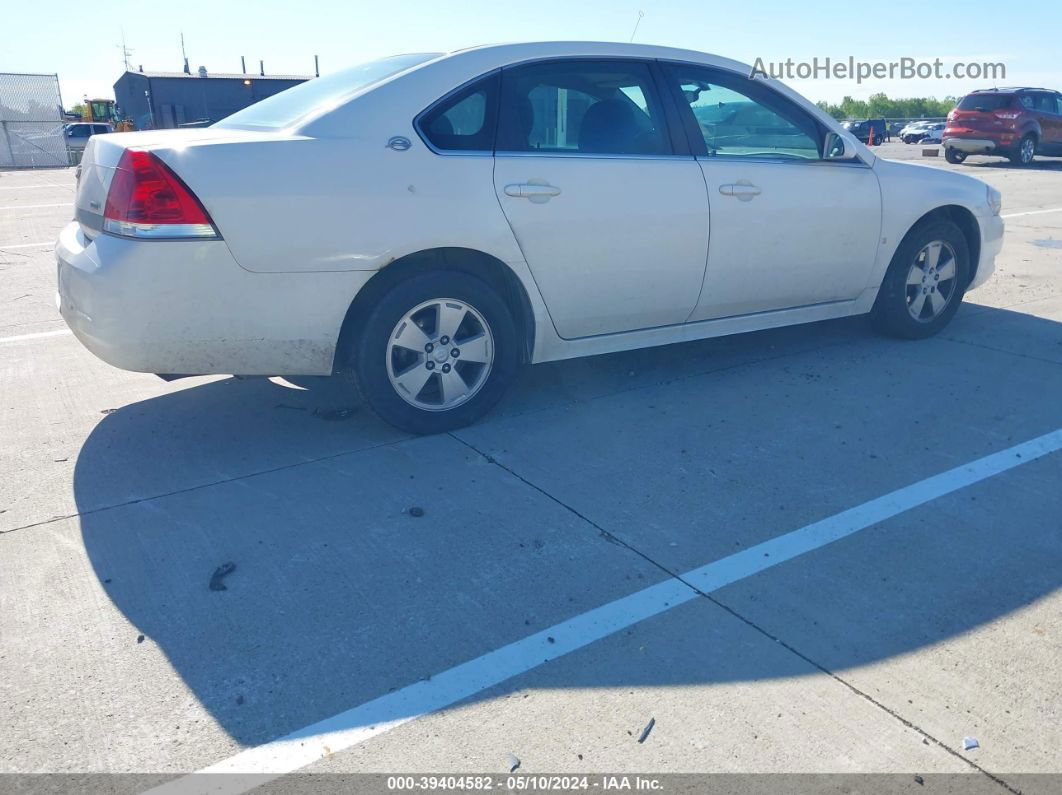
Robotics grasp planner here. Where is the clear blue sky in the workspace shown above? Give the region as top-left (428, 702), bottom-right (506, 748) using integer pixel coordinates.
top-left (4, 0), bottom-right (1059, 109)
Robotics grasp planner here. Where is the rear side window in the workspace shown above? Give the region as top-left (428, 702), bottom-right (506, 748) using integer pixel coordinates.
top-left (418, 73), bottom-right (499, 152)
top-left (1030, 92), bottom-right (1059, 112)
top-left (497, 60), bottom-right (670, 156)
top-left (957, 94), bottom-right (1013, 111)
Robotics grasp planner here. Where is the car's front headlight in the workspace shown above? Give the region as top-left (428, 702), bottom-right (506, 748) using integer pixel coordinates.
top-left (987, 185), bottom-right (1002, 216)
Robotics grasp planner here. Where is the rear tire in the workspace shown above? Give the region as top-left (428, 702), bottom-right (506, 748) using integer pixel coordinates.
top-left (1009, 135), bottom-right (1036, 165)
top-left (944, 147), bottom-right (967, 164)
top-left (348, 271), bottom-right (520, 434)
top-left (871, 220), bottom-right (969, 340)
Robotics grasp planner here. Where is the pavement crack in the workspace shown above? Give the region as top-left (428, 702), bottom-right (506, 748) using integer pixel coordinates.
top-left (448, 431), bottom-right (1021, 794)
top-left (0, 436), bottom-right (406, 538)
top-left (942, 334), bottom-right (1062, 367)
top-left (692, 591), bottom-right (1022, 793)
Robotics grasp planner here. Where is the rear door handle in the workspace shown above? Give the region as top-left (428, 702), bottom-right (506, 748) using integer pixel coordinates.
top-left (504, 183), bottom-right (561, 203)
top-left (719, 181), bottom-right (761, 201)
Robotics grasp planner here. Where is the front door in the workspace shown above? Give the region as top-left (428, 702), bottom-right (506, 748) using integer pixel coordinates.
top-left (662, 64), bottom-right (882, 321)
top-left (492, 59), bottom-right (710, 339)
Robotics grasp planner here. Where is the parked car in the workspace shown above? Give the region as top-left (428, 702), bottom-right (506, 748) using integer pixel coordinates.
top-left (900, 122), bottom-right (941, 144)
top-left (843, 118), bottom-right (886, 145)
top-left (900, 122), bottom-right (934, 144)
top-left (57, 42), bottom-right (1004, 433)
top-left (944, 87), bottom-right (1062, 165)
top-left (919, 123), bottom-right (947, 144)
top-left (64, 122), bottom-right (113, 151)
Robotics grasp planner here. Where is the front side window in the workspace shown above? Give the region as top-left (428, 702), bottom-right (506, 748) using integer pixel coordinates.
top-left (418, 73), bottom-right (498, 152)
top-left (664, 65), bottom-right (822, 160)
top-left (497, 60), bottom-right (669, 156)
top-left (67, 125), bottom-right (89, 138)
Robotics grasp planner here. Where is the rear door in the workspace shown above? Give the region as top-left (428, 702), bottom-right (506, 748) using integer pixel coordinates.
top-left (661, 63), bottom-right (881, 321)
top-left (1032, 92), bottom-right (1062, 151)
top-left (492, 59), bottom-right (710, 339)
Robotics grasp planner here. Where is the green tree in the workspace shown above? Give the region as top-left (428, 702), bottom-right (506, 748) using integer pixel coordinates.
top-left (815, 100), bottom-right (845, 120)
top-left (818, 93), bottom-right (960, 120)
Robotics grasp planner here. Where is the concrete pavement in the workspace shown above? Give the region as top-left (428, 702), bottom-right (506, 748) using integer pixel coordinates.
top-left (1, 147), bottom-right (1060, 793)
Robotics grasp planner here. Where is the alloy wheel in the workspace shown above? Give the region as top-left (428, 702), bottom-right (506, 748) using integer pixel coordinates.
top-left (386, 298), bottom-right (494, 411)
top-left (1020, 137), bottom-right (1035, 164)
top-left (905, 241), bottom-right (958, 322)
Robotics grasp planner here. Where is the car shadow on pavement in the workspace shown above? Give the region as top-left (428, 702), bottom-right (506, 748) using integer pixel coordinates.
top-left (73, 305), bottom-right (1062, 746)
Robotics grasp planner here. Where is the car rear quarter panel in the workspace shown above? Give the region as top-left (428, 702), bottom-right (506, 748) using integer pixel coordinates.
top-left (153, 83), bottom-right (524, 275)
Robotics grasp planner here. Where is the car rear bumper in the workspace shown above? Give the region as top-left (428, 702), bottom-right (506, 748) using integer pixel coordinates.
top-left (943, 137), bottom-right (1011, 154)
top-left (55, 221), bottom-right (373, 376)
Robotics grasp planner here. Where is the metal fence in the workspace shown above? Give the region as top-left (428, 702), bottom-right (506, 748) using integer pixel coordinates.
top-left (0, 72), bottom-right (67, 168)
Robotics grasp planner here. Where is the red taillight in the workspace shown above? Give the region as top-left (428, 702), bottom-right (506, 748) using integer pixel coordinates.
top-left (103, 149), bottom-right (217, 239)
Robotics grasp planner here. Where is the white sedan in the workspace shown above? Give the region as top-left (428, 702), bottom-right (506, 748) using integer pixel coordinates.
top-left (57, 42), bottom-right (1004, 434)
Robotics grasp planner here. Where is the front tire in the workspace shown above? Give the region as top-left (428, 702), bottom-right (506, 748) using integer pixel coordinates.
top-left (349, 271), bottom-right (520, 434)
top-left (944, 147), bottom-right (967, 164)
top-left (871, 220), bottom-right (969, 339)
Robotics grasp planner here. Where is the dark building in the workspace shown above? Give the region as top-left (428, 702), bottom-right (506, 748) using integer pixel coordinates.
top-left (113, 67), bottom-right (312, 130)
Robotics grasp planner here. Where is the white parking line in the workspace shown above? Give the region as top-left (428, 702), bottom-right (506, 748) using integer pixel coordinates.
top-left (1002, 207), bottom-right (1062, 219)
top-left (0, 241), bottom-right (52, 250)
top-left (147, 427), bottom-right (1062, 795)
top-left (0, 329), bottom-right (72, 344)
top-left (0, 202), bottom-right (72, 211)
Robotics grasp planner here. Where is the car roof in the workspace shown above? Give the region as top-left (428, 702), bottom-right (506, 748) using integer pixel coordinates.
top-left (441, 41), bottom-right (754, 75)
top-left (967, 87), bottom-right (1057, 94)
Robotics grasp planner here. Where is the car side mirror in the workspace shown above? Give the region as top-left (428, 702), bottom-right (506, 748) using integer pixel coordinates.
top-left (824, 131), bottom-right (858, 161)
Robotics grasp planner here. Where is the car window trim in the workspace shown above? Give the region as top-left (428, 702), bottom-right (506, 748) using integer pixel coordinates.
top-left (657, 59), bottom-right (868, 166)
top-left (493, 56), bottom-right (688, 160)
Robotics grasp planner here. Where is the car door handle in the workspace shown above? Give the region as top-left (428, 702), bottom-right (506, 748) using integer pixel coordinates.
top-left (504, 183), bottom-right (561, 202)
top-left (719, 182), bottom-right (762, 201)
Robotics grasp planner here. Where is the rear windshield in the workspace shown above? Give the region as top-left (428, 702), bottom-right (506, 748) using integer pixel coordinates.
top-left (215, 53), bottom-right (441, 129)
top-left (956, 94), bottom-right (1013, 111)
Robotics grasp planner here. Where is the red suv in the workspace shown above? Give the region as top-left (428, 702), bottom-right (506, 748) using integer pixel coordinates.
top-left (943, 87), bottom-right (1062, 165)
